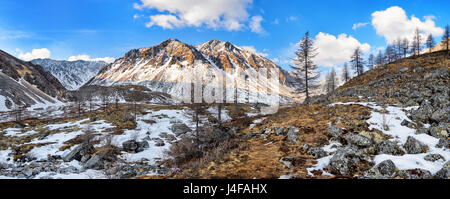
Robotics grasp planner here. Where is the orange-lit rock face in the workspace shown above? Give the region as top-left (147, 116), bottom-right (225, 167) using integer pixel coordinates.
top-left (87, 39), bottom-right (299, 102)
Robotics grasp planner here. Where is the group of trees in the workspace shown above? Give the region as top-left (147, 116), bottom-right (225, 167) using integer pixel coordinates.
top-left (291, 25), bottom-right (450, 100)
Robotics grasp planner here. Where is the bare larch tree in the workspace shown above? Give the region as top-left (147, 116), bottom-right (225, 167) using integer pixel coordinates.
top-left (443, 24), bottom-right (449, 51)
top-left (291, 31), bottom-right (320, 104)
top-left (350, 47), bottom-right (365, 76)
top-left (342, 62), bottom-right (350, 83)
top-left (426, 34), bottom-right (435, 53)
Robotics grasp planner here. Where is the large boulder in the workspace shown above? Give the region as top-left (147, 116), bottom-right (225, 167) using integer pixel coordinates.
top-left (403, 136), bottom-right (428, 154)
top-left (327, 146), bottom-right (367, 176)
top-left (62, 142), bottom-right (95, 162)
top-left (429, 124), bottom-right (449, 139)
top-left (430, 109), bottom-right (448, 123)
top-left (375, 140), bottom-right (404, 155)
top-left (363, 159), bottom-right (397, 179)
top-left (434, 161), bottom-right (450, 179)
top-left (345, 133), bottom-right (373, 148)
top-left (170, 123), bottom-right (192, 136)
top-left (122, 140), bottom-right (149, 153)
top-left (286, 126), bottom-right (300, 144)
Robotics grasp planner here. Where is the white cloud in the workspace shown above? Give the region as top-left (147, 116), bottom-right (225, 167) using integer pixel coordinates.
top-left (314, 32), bottom-right (371, 67)
top-left (352, 22), bottom-right (369, 30)
top-left (239, 46), bottom-right (269, 57)
top-left (68, 55), bottom-right (115, 63)
top-left (371, 6), bottom-right (444, 43)
top-left (146, 15), bottom-right (185, 29)
top-left (18, 48), bottom-right (51, 61)
top-left (249, 15), bottom-right (265, 34)
top-left (135, 0), bottom-right (254, 31)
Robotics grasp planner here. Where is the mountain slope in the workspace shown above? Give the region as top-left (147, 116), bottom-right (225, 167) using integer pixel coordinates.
top-left (86, 39), bottom-right (297, 104)
top-left (0, 50), bottom-right (66, 99)
top-left (31, 59), bottom-right (108, 90)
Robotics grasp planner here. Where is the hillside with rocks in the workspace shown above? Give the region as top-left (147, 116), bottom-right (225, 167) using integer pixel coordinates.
top-left (169, 51), bottom-right (449, 179)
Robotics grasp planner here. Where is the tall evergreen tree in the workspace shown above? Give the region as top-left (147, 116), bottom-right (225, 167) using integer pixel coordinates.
top-left (426, 34), bottom-right (435, 53)
top-left (350, 47), bottom-right (365, 76)
top-left (342, 62), bottom-right (350, 83)
top-left (291, 31), bottom-right (320, 104)
top-left (443, 24), bottom-right (449, 51)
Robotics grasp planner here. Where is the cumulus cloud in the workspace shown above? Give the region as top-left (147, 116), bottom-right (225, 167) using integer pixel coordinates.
top-left (135, 0), bottom-right (254, 31)
top-left (249, 15), bottom-right (265, 34)
top-left (18, 48), bottom-right (51, 61)
top-left (68, 55), bottom-right (115, 63)
top-left (239, 45), bottom-right (269, 57)
top-left (352, 22), bottom-right (369, 30)
top-left (371, 6), bottom-right (444, 43)
top-left (314, 32), bottom-right (371, 67)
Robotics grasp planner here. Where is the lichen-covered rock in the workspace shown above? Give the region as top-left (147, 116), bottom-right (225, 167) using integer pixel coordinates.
top-left (375, 140), bottom-right (404, 155)
top-left (327, 125), bottom-right (342, 138)
top-left (434, 161), bottom-right (450, 179)
top-left (345, 133), bottom-right (373, 148)
top-left (431, 109), bottom-right (448, 123)
top-left (429, 124), bottom-right (449, 139)
top-left (286, 126), bottom-right (299, 144)
top-left (307, 147), bottom-right (328, 159)
top-left (395, 169), bottom-right (433, 179)
top-left (363, 159), bottom-right (396, 179)
top-left (63, 142), bottom-right (95, 162)
top-left (170, 123), bottom-right (192, 136)
top-left (436, 139), bottom-right (450, 149)
top-left (403, 136), bottom-right (428, 154)
top-left (327, 146), bottom-right (362, 175)
top-left (423, 154), bottom-right (445, 162)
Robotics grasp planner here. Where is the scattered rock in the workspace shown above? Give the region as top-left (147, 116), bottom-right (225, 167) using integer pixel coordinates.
top-left (395, 169), bottom-right (433, 179)
top-left (436, 139), bottom-right (450, 149)
top-left (429, 124), bottom-right (449, 139)
top-left (424, 154), bottom-right (445, 162)
top-left (307, 147), bottom-right (327, 159)
top-left (63, 143), bottom-right (95, 162)
top-left (170, 123), bottom-right (192, 136)
top-left (327, 126), bottom-right (342, 138)
top-left (363, 159), bottom-right (396, 179)
top-left (327, 146), bottom-right (363, 175)
top-left (154, 138), bottom-right (165, 147)
top-left (403, 136), bottom-right (428, 154)
top-left (345, 133), bottom-right (373, 148)
top-left (375, 140), bottom-right (404, 155)
top-left (434, 161), bottom-right (450, 179)
top-left (431, 109), bottom-right (448, 123)
top-left (122, 140), bottom-right (149, 152)
top-left (286, 126), bottom-right (299, 144)
top-left (122, 140), bottom-right (138, 152)
top-left (280, 156), bottom-right (305, 168)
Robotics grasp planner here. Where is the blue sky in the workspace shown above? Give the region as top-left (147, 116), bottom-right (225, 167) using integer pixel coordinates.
top-left (0, 0), bottom-right (449, 74)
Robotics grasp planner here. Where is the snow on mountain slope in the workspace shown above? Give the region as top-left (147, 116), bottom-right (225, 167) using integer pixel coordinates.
top-left (86, 39), bottom-right (298, 105)
top-left (31, 59), bottom-right (108, 90)
top-left (0, 71), bottom-right (62, 112)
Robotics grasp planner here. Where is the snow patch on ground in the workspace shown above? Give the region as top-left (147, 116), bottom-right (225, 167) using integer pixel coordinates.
top-left (329, 102), bottom-right (450, 175)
